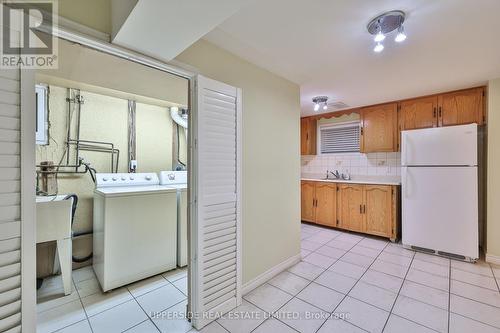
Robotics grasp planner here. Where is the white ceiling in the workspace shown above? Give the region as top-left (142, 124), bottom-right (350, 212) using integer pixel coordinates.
top-left (203, 0), bottom-right (500, 116)
top-left (112, 0), bottom-right (249, 62)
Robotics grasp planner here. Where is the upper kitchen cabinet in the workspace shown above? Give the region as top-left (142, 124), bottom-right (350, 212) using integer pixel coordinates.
top-left (438, 87), bottom-right (485, 127)
top-left (300, 117), bottom-right (317, 155)
top-left (360, 103), bottom-right (398, 153)
top-left (399, 96), bottom-right (438, 131)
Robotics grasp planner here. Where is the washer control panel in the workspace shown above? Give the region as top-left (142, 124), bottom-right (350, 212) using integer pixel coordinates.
top-left (96, 173), bottom-right (159, 187)
top-left (159, 171), bottom-right (187, 185)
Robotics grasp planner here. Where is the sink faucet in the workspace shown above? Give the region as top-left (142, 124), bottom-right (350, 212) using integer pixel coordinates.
top-left (329, 170), bottom-right (341, 179)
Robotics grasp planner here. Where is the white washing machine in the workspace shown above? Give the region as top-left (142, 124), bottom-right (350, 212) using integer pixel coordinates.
top-left (159, 171), bottom-right (188, 267)
top-left (93, 173), bottom-right (178, 291)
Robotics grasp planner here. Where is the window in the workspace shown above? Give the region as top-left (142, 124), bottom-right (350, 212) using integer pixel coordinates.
top-left (319, 121), bottom-right (360, 154)
top-left (35, 84), bottom-right (48, 145)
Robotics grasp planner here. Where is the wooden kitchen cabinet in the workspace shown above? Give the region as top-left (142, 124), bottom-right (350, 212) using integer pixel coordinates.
top-left (300, 181), bottom-right (337, 226)
top-left (335, 183), bottom-right (397, 240)
top-left (300, 118), bottom-right (317, 155)
top-left (315, 183), bottom-right (337, 227)
top-left (399, 96), bottom-right (438, 131)
top-left (438, 88), bottom-right (485, 127)
top-left (301, 181), bottom-right (316, 223)
top-left (338, 184), bottom-right (365, 233)
top-left (360, 103), bottom-right (398, 153)
top-left (364, 185), bottom-right (394, 238)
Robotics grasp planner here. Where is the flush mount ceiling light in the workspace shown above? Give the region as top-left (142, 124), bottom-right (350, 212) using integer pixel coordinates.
top-left (312, 96), bottom-right (328, 112)
top-left (367, 10), bottom-right (407, 52)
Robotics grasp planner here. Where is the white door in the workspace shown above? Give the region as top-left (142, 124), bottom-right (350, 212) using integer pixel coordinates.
top-left (0, 30), bottom-right (36, 332)
top-left (401, 124), bottom-right (477, 166)
top-left (190, 75), bottom-right (242, 329)
top-left (402, 166), bottom-right (478, 259)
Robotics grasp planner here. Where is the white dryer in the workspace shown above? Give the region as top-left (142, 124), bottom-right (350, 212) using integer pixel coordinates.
top-left (159, 171), bottom-right (188, 267)
top-left (93, 173), bottom-right (177, 291)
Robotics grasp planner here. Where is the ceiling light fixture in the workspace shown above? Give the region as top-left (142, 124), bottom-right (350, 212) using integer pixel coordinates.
top-left (374, 42), bottom-right (384, 53)
top-left (374, 26), bottom-right (385, 42)
top-left (367, 10), bottom-right (407, 52)
top-left (312, 96), bottom-right (328, 112)
top-left (395, 25), bottom-right (407, 42)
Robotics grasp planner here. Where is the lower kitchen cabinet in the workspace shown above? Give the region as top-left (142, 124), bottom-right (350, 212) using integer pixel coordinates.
top-left (364, 185), bottom-right (395, 238)
top-left (314, 183), bottom-right (337, 227)
top-left (300, 181), bottom-right (337, 227)
top-left (301, 181), bottom-right (316, 223)
top-left (338, 184), bottom-right (364, 233)
top-left (302, 181), bottom-right (398, 240)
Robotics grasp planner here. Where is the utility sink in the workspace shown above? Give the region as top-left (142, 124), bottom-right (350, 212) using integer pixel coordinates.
top-left (36, 195), bottom-right (73, 295)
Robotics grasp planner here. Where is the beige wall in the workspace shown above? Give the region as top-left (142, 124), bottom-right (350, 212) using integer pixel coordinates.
top-left (58, 0), bottom-right (112, 34)
top-left (175, 40), bottom-right (301, 284)
top-left (38, 39), bottom-right (188, 107)
top-left (487, 79), bottom-right (500, 260)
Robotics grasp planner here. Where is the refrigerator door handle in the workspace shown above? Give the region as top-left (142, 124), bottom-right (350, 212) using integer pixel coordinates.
top-left (403, 136), bottom-right (411, 166)
top-left (402, 168), bottom-right (410, 198)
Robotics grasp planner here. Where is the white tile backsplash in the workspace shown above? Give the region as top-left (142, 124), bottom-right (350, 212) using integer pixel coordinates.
top-left (302, 152), bottom-right (401, 177)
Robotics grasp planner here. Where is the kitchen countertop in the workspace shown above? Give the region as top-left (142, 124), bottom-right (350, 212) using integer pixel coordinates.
top-left (301, 174), bottom-right (401, 186)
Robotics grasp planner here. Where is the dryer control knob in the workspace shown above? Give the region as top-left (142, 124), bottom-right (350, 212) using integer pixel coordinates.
top-left (130, 176), bottom-right (134, 180)
top-left (145, 175), bottom-right (152, 181)
top-left (112, 177), bottom-right (117, 181)
top-left (102, 178), bottom-right (108, 181)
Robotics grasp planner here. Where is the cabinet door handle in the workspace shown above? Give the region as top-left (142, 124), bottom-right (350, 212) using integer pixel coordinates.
top-left (433, 107), bottom-right (437, 118)
top-left (359, 204), bottom-right (363, 214)
top-left (363, 205), bottom-right (366, 214)
top-left (438, 106), bottom-right (442, 117)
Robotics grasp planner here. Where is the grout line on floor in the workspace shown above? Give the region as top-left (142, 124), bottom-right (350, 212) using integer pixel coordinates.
top-left (489, 265), bottom-right (500, 293)
top-left (448, 311), bottom-right (500, 331)
top-left (125, 285), bottom-right (165, 333)
top-left (324, 240), bottom-right (392, 331)
top-left (381, 251), bottom-right (415, 332)
top-left (72, 275), bottom-right (95, 333)
top-left (311, 235), bottom-right (371, 333)
top-left (122, 318), bottom-right (155, 332)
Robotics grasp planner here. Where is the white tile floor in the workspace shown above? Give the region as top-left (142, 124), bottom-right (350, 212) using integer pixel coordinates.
top-left (36, 266), bottom-right (189, 333)
top-left (214, 223), bottom-right (500, 333)
top-left (37, 223), bottom-right (500, 333)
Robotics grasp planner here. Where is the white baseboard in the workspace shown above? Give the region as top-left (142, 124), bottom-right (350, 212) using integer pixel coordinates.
top-left (485, 253), bottom-right (500, 265)
top-left (242, 254), bottom-right (301, 295)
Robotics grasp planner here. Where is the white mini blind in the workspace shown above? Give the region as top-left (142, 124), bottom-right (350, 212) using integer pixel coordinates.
top-left (0, 63), bottom-right (22, 333)
top-left (191, 76), bottom-right (241, 330)
top-left (320, 122), bottom-right (360, 154)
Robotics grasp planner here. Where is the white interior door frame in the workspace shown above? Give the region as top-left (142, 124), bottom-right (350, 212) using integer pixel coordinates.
top-left (24, 21), bottom-right (247, 333)
top-left (189, 75), bottom-right (242, 329)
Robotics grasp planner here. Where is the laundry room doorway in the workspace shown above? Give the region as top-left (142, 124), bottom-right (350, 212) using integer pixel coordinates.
top-left (28, 33), bottom-right (199, 333)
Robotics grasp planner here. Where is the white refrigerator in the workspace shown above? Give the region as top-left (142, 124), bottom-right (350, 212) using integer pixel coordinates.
top-left (401, 123), bottom-right (478, 261)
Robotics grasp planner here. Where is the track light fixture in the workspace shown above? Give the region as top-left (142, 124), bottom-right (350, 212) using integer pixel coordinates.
top-left (367, 10), bottom-right (407, 53)
top-left (312, 96), bottom-right (328, 112)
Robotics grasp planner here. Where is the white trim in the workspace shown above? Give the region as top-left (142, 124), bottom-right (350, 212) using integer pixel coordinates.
top-left (236, 86), bottom-right (242, 305)
top-left (21, 68), bottom-right (37, 332)
top-left (35, 23), bottom-right (195, 80)
top-left (485, 253), bottom-right (500, 265)
top-left (56, 14), bottom-right (110, 42)
top-left (242, 254), bottom-right (301, 295)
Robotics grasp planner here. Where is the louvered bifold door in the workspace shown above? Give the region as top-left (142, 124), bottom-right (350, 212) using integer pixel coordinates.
top-left (0, 41), bottom-right (22, 332)
top-left (191, 76), bottom-right (242, 329)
